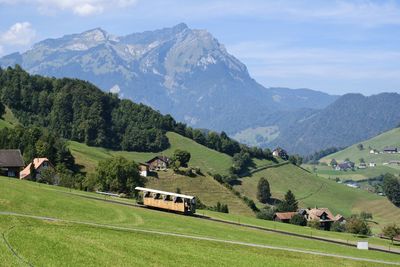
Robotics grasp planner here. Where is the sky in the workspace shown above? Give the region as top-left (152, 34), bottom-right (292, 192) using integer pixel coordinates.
top-left (0, 0), bottom-right (400, 95)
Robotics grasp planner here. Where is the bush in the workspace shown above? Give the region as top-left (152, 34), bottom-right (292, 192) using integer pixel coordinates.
top-left (244, 198), bottom-right (259, 212)
top-left (331, 221), bottom-right (346, 232)
top-left (346, 217), bottom-right (371, 236)
top-left (290, 214), bottom-right (307, 226)
top-left (209, 202), bottom-right (229, 213)
top-left (382, 223), bottom-right (400, 244)
top-left (256, 206), bottom-right (275, 220)
top-left (195, 197), bottom-right (207, 209)
top-left (308, 220), bottom-right (321, 229)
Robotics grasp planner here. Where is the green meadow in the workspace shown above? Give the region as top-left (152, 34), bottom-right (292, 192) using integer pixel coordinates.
top-left (233, 164), bottom-right (400, 233)
top-left (68, 131), bottom-right (232, 175)
top-left (1, 177), bottom-right (399, 266)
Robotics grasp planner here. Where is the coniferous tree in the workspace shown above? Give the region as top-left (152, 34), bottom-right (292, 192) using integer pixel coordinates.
top-left (257, 177), bottom-right (271, 204)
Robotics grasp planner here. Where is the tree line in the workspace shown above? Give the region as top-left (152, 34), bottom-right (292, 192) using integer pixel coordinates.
top-left (0, 66), bottom-right (276, 162)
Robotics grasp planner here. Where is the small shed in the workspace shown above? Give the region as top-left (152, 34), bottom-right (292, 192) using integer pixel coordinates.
top-left (273, 212), bottom-right (297, 223)
top-left (0, 149), bottom-right (24, 177)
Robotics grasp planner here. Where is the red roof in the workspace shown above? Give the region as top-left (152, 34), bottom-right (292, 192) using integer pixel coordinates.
top-left (274, 212), bottom-right (297, 220)
top-left (20, 158), bottom-right (53, 179)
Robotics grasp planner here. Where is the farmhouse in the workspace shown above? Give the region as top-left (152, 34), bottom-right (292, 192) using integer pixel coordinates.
top-left (20, 158), bottom-right (54, 180)
top-left (272, 147), bottom-right (288, 159)
top-left (273, 212), bottom-right (297, 223)
top-left (369, 162), bottom-right (376, 167)
top-left (138, 163), bottom-right (149, 177)
top-left (388, 160), bottom-right (400, 165)
top-left (146, 156), bottom-right (170, 171)
top-left (383, 147), bottom-right (398, 153)
top-left (335, 162), bottom-right (353, 171)
top-left (0, 149), bottom-right (24, 177)
top-left (302, 208), bottom-right (338, 230)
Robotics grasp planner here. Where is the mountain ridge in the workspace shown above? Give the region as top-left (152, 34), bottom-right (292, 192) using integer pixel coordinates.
top-left (0, 23), bottom-right (338, 135)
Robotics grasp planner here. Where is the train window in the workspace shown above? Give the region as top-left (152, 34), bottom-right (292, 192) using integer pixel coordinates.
top-left (153, 193), bottom-right (161, 199)
top-left (173, 197), bottom-right (183, 203)
top-left (144, 192), bottom-right (150, 198)
top-left (163, 195), bottom-right (172, 201)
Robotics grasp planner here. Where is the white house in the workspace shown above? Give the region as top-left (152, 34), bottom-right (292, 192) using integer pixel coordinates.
top-left (369, 162), bottom-right (376, 167)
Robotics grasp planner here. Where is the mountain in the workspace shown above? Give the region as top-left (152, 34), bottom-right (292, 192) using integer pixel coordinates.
top-left (0, 23), bottom-right (337, 134)
top-left (267, 93), bottom-right (400, 154)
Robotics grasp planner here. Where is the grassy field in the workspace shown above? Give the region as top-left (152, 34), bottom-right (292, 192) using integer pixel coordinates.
top-left (233, 164), bottom-right (400, 233)
top-left (317, 128), bottom-right (400, 179)
top-left (1, 177), bottom-right (399, 266)
top-left (200, 210), bottom-right (400, 249)
top-left (69, 133), bottom-right (400, 231)
top-left (147, 170), bottom-right (253, 216)
top-left (302, 164), bottom-right (399, 181)
top-left (69, 131), bottom-right (232, 175)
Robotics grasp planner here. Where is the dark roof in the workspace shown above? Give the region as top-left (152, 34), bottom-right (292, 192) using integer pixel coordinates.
top-left (146, 156), bottom-right (170, 164)
top-left (0, 149), bottom-right (24, 167)
top-left (338, 162), bottom-right (352, 169)
top-left (384, 147), bottom-right (398, 151)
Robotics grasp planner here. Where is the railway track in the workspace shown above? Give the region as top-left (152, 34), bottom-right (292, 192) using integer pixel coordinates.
top-left (56, 189), bottom-right (400, 255)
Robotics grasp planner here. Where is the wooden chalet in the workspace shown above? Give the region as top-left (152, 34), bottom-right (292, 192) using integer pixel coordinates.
top-left (304, 208), bottom-right (336, 230)
top-left (20, 158), bottom-right (54, 180)
top-left (135, 187), bottom-right (196, 214)
top-left (146, 156), bottom-right (170, 171)
top-left (0, 149), bottom-right (24, 177)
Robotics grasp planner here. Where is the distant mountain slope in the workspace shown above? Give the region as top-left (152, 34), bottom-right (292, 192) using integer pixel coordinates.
top-left (0, 23), bottom-right (337, 134)
top-left (264, 93), bottom-right (400, 154)
top-left (320, 127), bottom-right (400, 166)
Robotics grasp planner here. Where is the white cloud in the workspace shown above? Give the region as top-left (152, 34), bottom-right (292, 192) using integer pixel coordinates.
top-left (0, 45), bottom-right (4, 56)
top-left (0, 0), bottom-right (138, 16)
top-left (110, 84), bottom-right (121, 94)
top-left (73, 3), bottom-right (103, 16)
top-left (0, 22), bottom-right (36, 46)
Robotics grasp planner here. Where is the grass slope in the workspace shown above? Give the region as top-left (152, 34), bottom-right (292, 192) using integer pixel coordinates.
top-left (69, 132), bottom-right (253, 215)
top-left (1, 177), bottom-right (399, 266)
top-left (0, 106), bottom-right (19, 129)
top-left (234, 164), bottom-right (400, 233)
top-left (69, 131), bottom-right (232, 175)
top-left (146, 170), bottom-right (253, 216)
top-left (317, 128), bottom-right (400, 179)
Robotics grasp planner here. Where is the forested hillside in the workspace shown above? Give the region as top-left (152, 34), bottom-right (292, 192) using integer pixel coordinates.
top-left (266, 93), bottom-right (400, 154)
top-left (0, 66), bottom-right (174, 152)
top-left (0, 66), bottom-right (274, 167)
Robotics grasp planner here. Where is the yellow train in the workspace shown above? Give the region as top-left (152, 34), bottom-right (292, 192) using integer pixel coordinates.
top-left (135, 187), bottom-right (196, 215)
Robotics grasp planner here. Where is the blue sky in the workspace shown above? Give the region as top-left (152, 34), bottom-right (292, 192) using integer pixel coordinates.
top-left (0, 0), bottom-right (400, 95)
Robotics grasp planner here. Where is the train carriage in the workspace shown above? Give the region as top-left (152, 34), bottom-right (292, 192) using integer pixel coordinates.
top-left (135, 187), bottom-right (196, 214)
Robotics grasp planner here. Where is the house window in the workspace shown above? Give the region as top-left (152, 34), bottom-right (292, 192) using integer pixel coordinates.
top-left (7, 170), bottom-right (15, 177)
